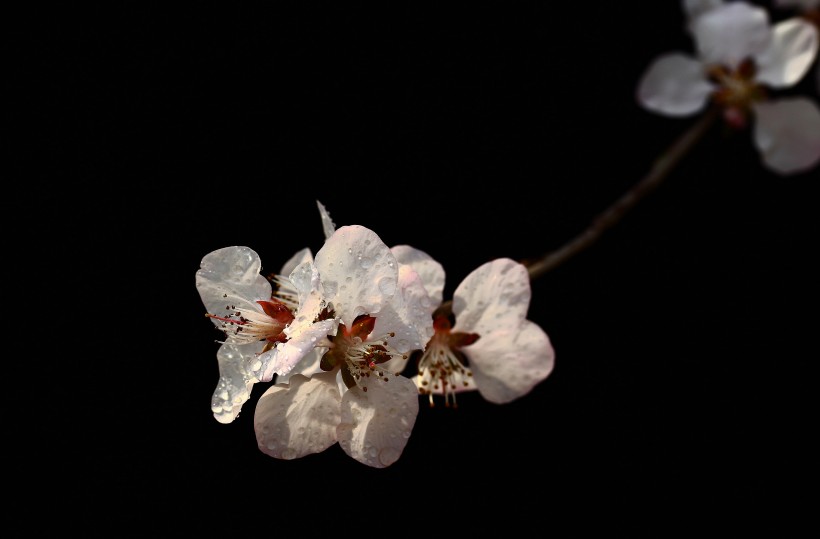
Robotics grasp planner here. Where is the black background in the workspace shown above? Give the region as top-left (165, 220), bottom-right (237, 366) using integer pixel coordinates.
top-left (18, 0), bottom-right (818, 532)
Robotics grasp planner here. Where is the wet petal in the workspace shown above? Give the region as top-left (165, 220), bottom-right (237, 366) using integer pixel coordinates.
top-left (211, 342), bottom-right (266, 424)
top-left (316, 200), bottom-right (337, 239)
top-left (390, 245), bottom-right (446, 306)
top-left (258, 319), bottom-right (335, 381)
top-left (337, 374), bottom-right (418, 468)
top-left (755, 18), bottom-right (818, 88)
top-left (452, 258), bottom-right (531, 337)
top-left (637, 53), bottom-right (713, 116)
top-left (373, 265), bottom-right (436, 356)
top-left (254, 371), bottom-right (341, 460)
top-left (196, 246), bottom-right (272, 323)
top-left (314, 225), bottom-right (398, 327)
top-left (276, 348), bottom-right (325, 384)
top-left (753, 97), bottom-right (820, 174)
top-left (279, 248), bottom-right (313, 277)
top-left (463, 321), bottom-right (555, 404)
top-left (288, 261), bottom-right (325, 325)
top-left (692, 2), bottom-right (771, 68)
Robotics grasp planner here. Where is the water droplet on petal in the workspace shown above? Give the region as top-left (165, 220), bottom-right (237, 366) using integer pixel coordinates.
top-left (378, 277), bottom-right (396, 296)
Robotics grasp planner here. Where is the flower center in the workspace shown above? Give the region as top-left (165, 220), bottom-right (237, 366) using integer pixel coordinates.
top-left (319, 315), bottom-right (405, 392)
top-left (416, 308), bottom-right (480, 408)
top-left (707, 58), bottom-right (766, 129)
top-left (206, 298), bottom-right (294, 346)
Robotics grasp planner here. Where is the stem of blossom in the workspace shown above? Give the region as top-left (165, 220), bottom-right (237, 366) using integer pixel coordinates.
top-left (526, 107), bottom-right (719, 280)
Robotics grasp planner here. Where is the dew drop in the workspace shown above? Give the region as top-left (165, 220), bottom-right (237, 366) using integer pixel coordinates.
top-left (378, 277), bottom-right (396, 296)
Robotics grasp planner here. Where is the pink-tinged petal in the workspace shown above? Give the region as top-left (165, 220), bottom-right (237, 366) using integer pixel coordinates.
top-left (683, 0), bottom-right (725, 23)
top-left (390, 245), bottom-right (446, 306)
top-left (279, 248), bottom-right (313, 277)
top-left (314, 225), bottom-right (398, 327)
top-left (462, 321), bottom-right (555, 404)
top-left (316, 200), bottom-right (336, 240)
top-left (753, 98), bottom-right (820, 174)
top-left (258, 319), bottom-right (335, 381)
top-left (755, 19), bottom-right (819, 88)
top-left (692, 2), bottom-right (771, 68)
top-left (337, 374), bottom-right (419, 468)
top-left (452, 258), bottom-right (531, 337)
top-left (196, 246), bottom-right (272, 323)
top-left (254, 371), bottom-right (341, 460)
top-left (211, 342), bottom-right (266, 424)
top-left (373, 265), bottom-right (436, 355)
top-left (637, 53), bottom-right (713, 117)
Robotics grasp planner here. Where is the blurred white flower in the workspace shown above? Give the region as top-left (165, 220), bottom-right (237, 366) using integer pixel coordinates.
top-left (254, 225), bottom-right (435, 468)
top-left (639, 1), bottom-right (820, 174)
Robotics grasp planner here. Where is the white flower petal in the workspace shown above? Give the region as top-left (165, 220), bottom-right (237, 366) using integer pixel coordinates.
top-left (373, 265), bottom-right (436, 355)
top-left (211, 342), bottom-right (266, 424)
top-left (755, 18), bottom-right (819, 88)
top-left (463, 321), bottom-right (555, 404)
top-left (452, 258), bottom-right (531, 337)
top-left (288, 261), bottom-right (325, 325)
top-left (316, 200), bottom-right (337, 240)
top-left (276, 348), bottom-right (325, 384)
top-left (314, 225), bottom-right (398, 327)
top-left (258, 319), bottom-right (335, 381)
top-left (390, 245), bottom-right (446, 306)
top-left (337, 374), bottom-right (418, 468)
top-left (279, 248), bottom-right (313, 277)
top-left (254, 372), bottom-right (341, 460)
top-left (637, 53), bottom-right (713, 117)
top-left (196, 246), bottom-right (272, 322)
top-left (753, 98), bottom-right (820, 174)
top-left (693, 2), bottom-right (771, 68)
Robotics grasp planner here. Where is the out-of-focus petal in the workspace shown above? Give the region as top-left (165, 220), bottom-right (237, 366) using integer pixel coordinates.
top-left (462, 321), bottom-right (555, 404)
top-left (316, 200), bottom-right (336, 240)
top-left (373, 265), bottom-right (436, 355)
top-left (196, 246), bottom-right (272, 323)
top-left (254, 371), bottom-right (341, 460)
top-left (390, 245), bottom-right (446, 306)
top-left (755, 18), bottom-right (819, 88)
top-left (692, 2), bottom-right (771, 68)
top-left (452, 258), bottom-right (531, 337)
top-left (337, 374), bottom-right (419, 468)
top-left (637, 53), bottom-right (713, 116)
top-left (314, 225), bottom-right (398, 326)
top-left (211, 341), bottom-right (266, 424)
top-left (753, 97), bottom-right (820, 174)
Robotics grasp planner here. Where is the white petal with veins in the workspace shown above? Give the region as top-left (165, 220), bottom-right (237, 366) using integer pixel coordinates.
top-left (255, 372), bottom-right (341, 460)
top-left (314, 225), bottom-right (398, 327)
top-left (196, 246), bottom-right (272, 324)
top-left (337, 374), bottom-right (419, 468)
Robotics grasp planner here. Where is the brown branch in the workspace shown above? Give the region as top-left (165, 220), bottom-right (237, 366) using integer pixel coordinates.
top-left (527, 107), bottom-right (719, 280)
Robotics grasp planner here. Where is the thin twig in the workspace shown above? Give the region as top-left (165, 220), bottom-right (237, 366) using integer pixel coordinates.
top-left (527, 107), bottom-right (719, 280)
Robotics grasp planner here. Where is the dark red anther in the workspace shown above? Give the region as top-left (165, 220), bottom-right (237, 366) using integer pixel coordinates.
top-left (257, 300), bottom-right (295, 325)
top-left (347, 315), bottom-right (377, 340)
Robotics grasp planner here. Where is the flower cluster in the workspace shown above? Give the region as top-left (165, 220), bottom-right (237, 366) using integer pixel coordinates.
top-left (196, 202), bottom-right (555, 468)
